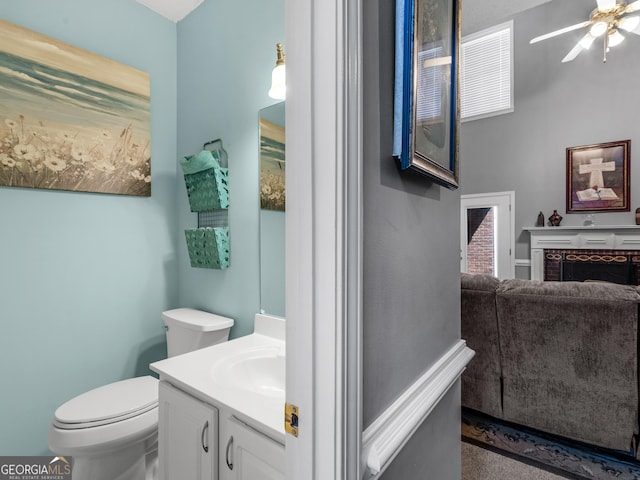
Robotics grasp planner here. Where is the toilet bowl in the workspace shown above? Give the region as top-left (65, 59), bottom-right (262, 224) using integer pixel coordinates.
top-left (48, 308), bottom-right (234, 480)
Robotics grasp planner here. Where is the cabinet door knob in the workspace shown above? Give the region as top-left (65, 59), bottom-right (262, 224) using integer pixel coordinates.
top-left (225, 435), bottom-right (234, 470)
top-left (201, 421), bottom-right (209, 453)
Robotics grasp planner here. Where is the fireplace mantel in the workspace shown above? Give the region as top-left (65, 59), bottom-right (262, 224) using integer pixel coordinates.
top-left (523, 225), bottom-right (640, 280)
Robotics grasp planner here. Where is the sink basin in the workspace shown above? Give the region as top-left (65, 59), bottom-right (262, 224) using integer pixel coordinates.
top-left (211, 345), bottom-right (285, 398)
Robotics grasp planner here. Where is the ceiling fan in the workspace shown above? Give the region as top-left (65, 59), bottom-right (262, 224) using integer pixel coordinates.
top-left (530, 0), bottom-right (640, 62)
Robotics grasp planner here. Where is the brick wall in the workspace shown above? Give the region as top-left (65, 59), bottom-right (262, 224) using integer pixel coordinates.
top-left (467, 207), bottom-right (495, 276)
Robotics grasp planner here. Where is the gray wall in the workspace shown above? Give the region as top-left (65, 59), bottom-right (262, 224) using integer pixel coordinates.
top-left (363, 0), bottom-right (462, 476)
top-left (460, 0), bottom-right (640, 266)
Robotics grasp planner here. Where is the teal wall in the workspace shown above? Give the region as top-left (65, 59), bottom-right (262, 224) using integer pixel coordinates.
top-left (0, 0), bottom-right (284, 456)
top-left (176, 0), bottom-right (284, 338)
top-left (0, 0), bottom-right (178, 456)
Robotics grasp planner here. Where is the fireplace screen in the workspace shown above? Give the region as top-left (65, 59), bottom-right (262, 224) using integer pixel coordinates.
top-left (545, 250), bottom-right (640, 286)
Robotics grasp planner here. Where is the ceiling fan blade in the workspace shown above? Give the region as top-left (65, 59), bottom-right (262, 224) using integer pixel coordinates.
top-left (530, 21), bottom-right (592, 44)
top-left (561, 33), bottom-right (595, 63)
top-left (561, 44), bottom-right (584, 63)
top-left (619, 14), bottom-right (640, 32)
top-left (625, 0), bottom-right (640, 13)
top-left (597, 0), bottom-right (617, 11)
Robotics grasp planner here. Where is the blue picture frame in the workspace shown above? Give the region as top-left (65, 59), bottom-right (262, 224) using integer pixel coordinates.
top-left (393, 0), bottom-right (461, 190)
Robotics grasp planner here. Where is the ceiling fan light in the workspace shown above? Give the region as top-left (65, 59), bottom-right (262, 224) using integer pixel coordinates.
top-left (619, 15), bottom-right (640, 32)
top-left (608, 29), bottom-right (625, 46)
top-left (590, 21), bottom-right (608, 37)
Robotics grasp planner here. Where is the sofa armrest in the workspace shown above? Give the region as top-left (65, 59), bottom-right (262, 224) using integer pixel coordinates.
top-left (461, 273), bottom-right (502, 418)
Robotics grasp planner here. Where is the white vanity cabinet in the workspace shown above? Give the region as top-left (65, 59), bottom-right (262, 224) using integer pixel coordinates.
top-left (152, 314), bottom-right (287, 480)
top-left (220, 416), bottom-right (285, 480)
top-left (158, 381), bottom-right (218, 480)
top-left (158, 380), bottom-right (285, 480)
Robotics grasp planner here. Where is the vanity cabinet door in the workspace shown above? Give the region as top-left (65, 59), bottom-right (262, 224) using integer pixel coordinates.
top-left (158, 381), bottom-right (218, 480)
top-left (222, 416), bottom-right (285, 480)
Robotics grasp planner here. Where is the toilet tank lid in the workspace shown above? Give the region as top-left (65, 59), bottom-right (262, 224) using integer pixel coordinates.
top-left (162, 308), bottom-right (234, 332)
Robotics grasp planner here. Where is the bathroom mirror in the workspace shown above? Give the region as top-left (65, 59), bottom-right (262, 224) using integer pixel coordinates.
top-left (258, 101), bottom-right (285, 317)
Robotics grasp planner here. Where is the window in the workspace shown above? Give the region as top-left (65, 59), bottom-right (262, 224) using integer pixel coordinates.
top-left (460, 21), bottom-right (513, 121)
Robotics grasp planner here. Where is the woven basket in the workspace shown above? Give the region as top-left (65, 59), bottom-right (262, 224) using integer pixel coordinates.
top-left (183, 161), bottom-right (229, 212)
top-left (184, 227), bottom-right (229, 269)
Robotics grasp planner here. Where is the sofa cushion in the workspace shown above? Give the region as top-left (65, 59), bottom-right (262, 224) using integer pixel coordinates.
top-left (461, 273), bottom-right (502, 418)
top-left (496, 279), bottom-right (640, 452)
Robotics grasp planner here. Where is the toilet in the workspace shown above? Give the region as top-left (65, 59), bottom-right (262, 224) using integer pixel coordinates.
top-left (48, 308), bottom-right (234, 480)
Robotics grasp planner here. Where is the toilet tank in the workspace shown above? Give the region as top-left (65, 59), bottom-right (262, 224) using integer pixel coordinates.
top-left (162, 308), bottom-right (234, 357)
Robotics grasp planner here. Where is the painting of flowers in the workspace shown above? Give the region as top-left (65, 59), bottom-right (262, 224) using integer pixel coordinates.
top-left (259, 115), bottom-right (285, 211)
top-left (0, 19), bottom-right (151, 196)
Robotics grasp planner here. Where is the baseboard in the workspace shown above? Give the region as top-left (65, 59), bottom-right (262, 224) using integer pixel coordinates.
top-left (361, 340), bottom-right (475, 479)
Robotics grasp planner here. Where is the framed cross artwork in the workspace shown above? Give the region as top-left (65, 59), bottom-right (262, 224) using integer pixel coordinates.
top-left (566, 140), bottom-right (630, 213)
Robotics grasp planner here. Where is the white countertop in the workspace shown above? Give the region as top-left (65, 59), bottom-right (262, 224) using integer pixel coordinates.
top-left (150, 314), bottom-right (285, 443)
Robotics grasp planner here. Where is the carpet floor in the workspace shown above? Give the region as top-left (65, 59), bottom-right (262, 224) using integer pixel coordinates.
top-left (462, 409), bottom-right (640, 479)
top-left (462, 441), bottom-right (567, 480)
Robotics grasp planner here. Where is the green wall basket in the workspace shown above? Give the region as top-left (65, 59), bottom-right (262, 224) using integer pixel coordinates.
top-left (182, 150), bottom-right (229, 212)
top-left (184, 227), bottom-right (230, 269)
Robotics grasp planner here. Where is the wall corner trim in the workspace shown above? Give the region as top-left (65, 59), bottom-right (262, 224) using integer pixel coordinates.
top-left (361, 340), bottom-right (475, 479)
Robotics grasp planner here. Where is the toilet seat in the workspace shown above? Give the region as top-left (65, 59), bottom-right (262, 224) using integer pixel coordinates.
top-left (54, 376), bottom-right (159, 430)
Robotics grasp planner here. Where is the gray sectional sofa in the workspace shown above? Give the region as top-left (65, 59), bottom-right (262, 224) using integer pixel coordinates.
top-left (461, 273), bottom-right (640, 456)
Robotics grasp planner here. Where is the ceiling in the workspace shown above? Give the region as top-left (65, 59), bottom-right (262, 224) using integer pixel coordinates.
top-left (135, 0), bottom-right (203, 22)
top-left (137, 0), bottom-right (554, 25)
top-left (462, 0), bottom-right (554, 33)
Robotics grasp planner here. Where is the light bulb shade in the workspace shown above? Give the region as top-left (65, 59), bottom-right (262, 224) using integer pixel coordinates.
top-left (608, 29), bottom-right (625, 46)
top-left (590, 21), bottom-right (608, 37)
top-left (619, 15), bottom-right (640, 32)
top-left (269, 64), bottom-right (286, 100)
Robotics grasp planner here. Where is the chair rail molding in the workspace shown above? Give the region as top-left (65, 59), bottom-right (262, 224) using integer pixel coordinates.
top-left (361, 340), bottom-right (475, 479)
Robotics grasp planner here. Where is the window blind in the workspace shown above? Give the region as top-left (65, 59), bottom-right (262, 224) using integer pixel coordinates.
top-left (461, 21), bottom-right (513, 121)
top-left (416, 46), bottom-right (444, 122)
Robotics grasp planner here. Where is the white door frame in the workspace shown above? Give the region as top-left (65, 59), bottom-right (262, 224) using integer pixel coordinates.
top-left (285, 0), bottom-right (362, 478)
top-left (460, 191), bottom-right (515, 279)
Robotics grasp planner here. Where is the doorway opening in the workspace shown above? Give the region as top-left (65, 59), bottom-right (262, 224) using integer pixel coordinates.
top-left (460, 191), bottom-right (515, 279)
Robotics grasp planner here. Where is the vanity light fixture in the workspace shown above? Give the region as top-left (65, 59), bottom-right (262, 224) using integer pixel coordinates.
top-left (268, 43), bottom-right (286, 100)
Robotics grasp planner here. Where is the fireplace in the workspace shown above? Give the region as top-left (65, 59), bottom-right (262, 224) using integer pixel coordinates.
top-left (524, 225), bottom-right (640, 282)
top-left (544, 249), bottom-right (639, 285)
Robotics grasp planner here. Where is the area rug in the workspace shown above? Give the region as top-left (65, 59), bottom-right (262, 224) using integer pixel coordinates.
top-left (462, 408), bottom-right (640, 479)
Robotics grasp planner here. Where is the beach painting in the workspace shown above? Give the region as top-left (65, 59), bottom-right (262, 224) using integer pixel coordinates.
top-left (0, 19), bottom-right (151, 196)
top-left (259, 117), bottom-right (285, 211)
